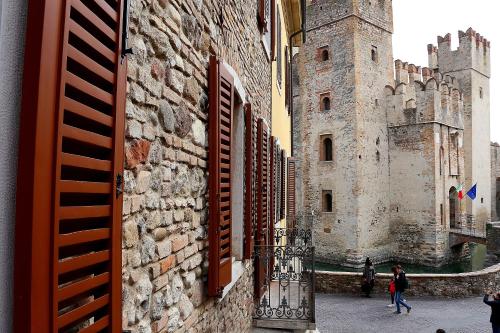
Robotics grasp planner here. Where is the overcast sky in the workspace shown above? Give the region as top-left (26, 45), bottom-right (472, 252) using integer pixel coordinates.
top-left (392, 0), bottom-right (499, 143)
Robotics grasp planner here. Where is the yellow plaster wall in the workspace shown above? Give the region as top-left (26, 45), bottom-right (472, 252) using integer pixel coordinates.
top-left (272, 1), bottom-right (292, 228)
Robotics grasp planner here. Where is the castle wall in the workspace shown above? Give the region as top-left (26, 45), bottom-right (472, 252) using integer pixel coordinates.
top-left (299, 14), bottom-right (360, 265)
top-left (433, 30), bottom-right (491, 230)
top-left (388, 122), bottom-right (465, 265)
top-left (122, 0), bottom-right (270, 331)
top-left (297, 0), bottom-right (394, 266)
top-left (352, 12), bottom-right (394, 263)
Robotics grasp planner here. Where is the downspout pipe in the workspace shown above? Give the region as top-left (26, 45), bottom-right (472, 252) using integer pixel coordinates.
top-left (289, 0), bottom-right (306, 157)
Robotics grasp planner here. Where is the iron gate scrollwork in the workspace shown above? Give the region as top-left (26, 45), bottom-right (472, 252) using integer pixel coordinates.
top-left (253, 226), bottom-right (315, 323)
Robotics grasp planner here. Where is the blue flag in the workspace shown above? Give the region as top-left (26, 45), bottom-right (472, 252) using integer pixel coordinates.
top-left (466, 184), bottom-right (477, 200)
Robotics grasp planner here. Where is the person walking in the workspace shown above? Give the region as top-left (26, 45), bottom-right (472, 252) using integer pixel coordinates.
top-left (392, 265), bottom-right (411, 314)
top-left (362, 257), bottom-right (375, 298)
top-left (386, 274), bottom-right (396, 307)
top-left (483, 292), bottom-right (500, 333)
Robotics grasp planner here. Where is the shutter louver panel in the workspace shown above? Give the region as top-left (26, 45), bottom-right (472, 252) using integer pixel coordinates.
top-left (208, 56), bottom-right (234, 297)
top-left (287, 158), bottom-right (296, 228)
top-left (255, 118), bottom-right (270, 298)
top-left (244, 104), bottom-right (257, 260)
top-left (270, 137), bottom-right (276, 232)
top-left (15, 0), bottom-right (126, 330)
top-left (54, 0), bottom-right (125, 331)
top-left (280, 150), bottom-right (286, 219)
top-left (257, 118), bottom-right (270, 246)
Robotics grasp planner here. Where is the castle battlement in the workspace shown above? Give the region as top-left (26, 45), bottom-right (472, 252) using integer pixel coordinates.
top-left (428, 28), bottom-right (491, 77)
top-left (386, 60), bottom-right (464, 129)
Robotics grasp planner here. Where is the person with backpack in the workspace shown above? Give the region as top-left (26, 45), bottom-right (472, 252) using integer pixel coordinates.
top-left (392, 264), bottom-right (412, 314)
top-left (483, 292), bottom-right (500, 333)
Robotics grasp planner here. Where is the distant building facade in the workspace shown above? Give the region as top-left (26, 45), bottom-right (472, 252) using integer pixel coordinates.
top-left (294, 0), bottom-right (491, 267)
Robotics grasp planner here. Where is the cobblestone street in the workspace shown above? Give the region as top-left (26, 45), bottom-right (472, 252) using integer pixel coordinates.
top-left (316, 294), bottom-right (492, 333)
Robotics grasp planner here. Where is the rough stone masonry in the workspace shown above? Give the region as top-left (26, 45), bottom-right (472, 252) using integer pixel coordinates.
top-left (121, 0), bottom-right (271, 332)
top-left (294, 0), bottom-right (491, 267)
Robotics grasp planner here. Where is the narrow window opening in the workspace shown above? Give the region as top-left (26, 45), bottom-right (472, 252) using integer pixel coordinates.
top-left (480, 87), bottom-right (483, 99)
top-left (322, 191), bottom-right (333, 212)
top-left (440, 203), bottom-right (444, 226)
top-left (323, 97), bottom-right (330, 111)
top-left (371, 46), bottom-right (378, 62)
top-left (481, 197), bottom-right (484, 204)
top-left (323, 138), bottom-right (333, 161)
top-left (376, 150), bottom-right (380, 162)
top-left (322, 49), bottom-right (329, 61)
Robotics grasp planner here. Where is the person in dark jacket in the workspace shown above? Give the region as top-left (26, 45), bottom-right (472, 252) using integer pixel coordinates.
top-left (484, 292), bottom-right (500, 333)
top-left (362, 257), bottom-right (375, 297)
top-left (392, 265), bottom-right (412, 314)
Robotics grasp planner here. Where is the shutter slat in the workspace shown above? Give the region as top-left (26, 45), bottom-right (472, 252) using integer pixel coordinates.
top-left (61, 152), bottom-right (112, 172)
top-left (66, 72), bottom-right (114, 105)
top-left (64, 97), bottom-right (113, 127)
top-left (59, 250), bottom-right (110, 274)
top-left (68, 20), bottom-right (115, 64)
top-left (60, 180), bottom-right (111, 194)
top-left (78, 315), bottom-right (110, 332)
top-left (67, 45), bottom-right (115, 84)
top-left (94, 0), bottom-right (118, 22)
top-left (60, 205), bottom-right (111, 219)
top-left (57, 294), bottom-right (109, 328)
top-left (58, 272), bottom-right (110, 302)
top-left (62, 124), bottom-right (113, 149)
top-left (59, 229), bottom-right (111, 247)
top-left (71, 0), bottom-right (117, 42)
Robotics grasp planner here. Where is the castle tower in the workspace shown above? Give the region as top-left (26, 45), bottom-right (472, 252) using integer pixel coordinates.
top-left (428, 29), bottom-right (492, 230)
top-left (295, 0), bottom-right (394, 266)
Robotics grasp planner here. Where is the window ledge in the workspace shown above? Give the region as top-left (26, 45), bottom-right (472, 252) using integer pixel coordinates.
top-left (218, 259), bottom-right (246, 301)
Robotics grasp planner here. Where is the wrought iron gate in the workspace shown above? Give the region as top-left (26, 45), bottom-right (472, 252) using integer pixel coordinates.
top-left (253, 219), bottom-right (316, 330)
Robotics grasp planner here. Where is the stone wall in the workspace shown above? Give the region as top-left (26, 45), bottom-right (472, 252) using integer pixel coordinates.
top-left (122, 0), bottom-right (271, 331)
top-left (316, 264), bottom-right (500, 298)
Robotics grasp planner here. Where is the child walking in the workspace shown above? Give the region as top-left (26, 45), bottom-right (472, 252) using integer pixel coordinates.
top-left (387, 277), bottom-right (396, 307)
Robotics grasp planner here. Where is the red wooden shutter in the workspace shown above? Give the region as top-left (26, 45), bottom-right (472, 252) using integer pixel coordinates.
top-left (14, 1), bottom-right (127, 331)
top-left (244, 104), bottom-right (257, 259)
top-left (280, 150), bottom-right (286, 219)
top-left (208, 55), bottom-right (234, 297)
top-left (257, 118), bottom-right (270, 246)
top-left (255, 118), bottom-right (270, 297)
top-left (258, 0), bottom-right (267, 32)
top-left (287, 158), bottom-right (297, 228)
top-left (269, 137), bottom-right (277, 243)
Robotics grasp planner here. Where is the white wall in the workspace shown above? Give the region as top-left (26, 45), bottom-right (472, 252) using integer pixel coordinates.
top-left (0, 0), bottom-right (28, 331)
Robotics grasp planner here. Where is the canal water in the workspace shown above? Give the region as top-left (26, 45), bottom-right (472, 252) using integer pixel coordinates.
top-left (315, 244), bottom-right (491, 274)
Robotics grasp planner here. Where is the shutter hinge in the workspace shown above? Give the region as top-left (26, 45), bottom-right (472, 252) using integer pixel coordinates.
top-left (116, 173), bottom-right (123, 198)
top-left (121, 0), bottom-right (133, 62)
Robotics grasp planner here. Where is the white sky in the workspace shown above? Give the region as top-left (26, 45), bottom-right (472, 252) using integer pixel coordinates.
top-left (392, 0), bottom-right (499, 143)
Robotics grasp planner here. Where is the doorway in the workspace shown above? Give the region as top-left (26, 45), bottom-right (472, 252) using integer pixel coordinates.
top-left (449, 187), bottom-right (458, 228)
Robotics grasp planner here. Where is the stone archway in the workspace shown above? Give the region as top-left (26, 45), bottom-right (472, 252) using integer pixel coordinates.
top-left (449, 187), bottom-right (458, 228)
